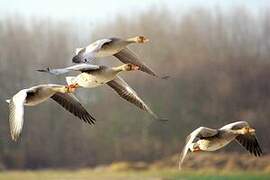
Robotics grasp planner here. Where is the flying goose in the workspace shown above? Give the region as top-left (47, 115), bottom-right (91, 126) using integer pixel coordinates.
top-left (179, 121), bottom-right (262, 170)
top-left (6, 84), bottom-right (95, 141)
top-left (38, 64), bottom-right (167, 121)
top-left (38, 63), bottom-right (139, 87)
top-left (72, 36), bottom-right (167, 78)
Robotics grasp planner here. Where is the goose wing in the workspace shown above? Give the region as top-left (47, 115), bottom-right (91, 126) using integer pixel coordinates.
top-left (235, 134), bottom-right (262, 157)
top-left (37, 64), bottom-right (100, 75)
top-left (106, 76), bottom-right (166, 121)
top-left (51, 92), bottom-right (96, 125)
top-left (179, 127), bottom-right (218, 170)
top-left (72, 39), bottom-right (112, 63)
top-left (8, 89), bottom-right (28, 141)
top-left (114, 48), bottom-right (158, 77)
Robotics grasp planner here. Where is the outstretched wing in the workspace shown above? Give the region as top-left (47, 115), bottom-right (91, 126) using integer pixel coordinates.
top-left (235, 134), bottom-right (262, 157)
top-left (37, 64), bottom-right (100, 75)
top-left (179, 127), bottom-right (218, 170)
top-left (8, 89), bottom-right (28, 141)
top-left (51, 92), bottom-right (96, 125)
top-left (114, 48), bottom-right (158, 77)
top-left (106, 76), bottom-right (167, 121)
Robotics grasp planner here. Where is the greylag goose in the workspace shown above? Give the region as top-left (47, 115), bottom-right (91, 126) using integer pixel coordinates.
top-left (6, 84), bottom-right (95, 141)
top-left (179, 121), bottom-right (262, 170)
top-left (72, 36), bottom-right (167, 78)
top-left (38, 63), bottom-right (139, 87)
top-left (37, 64), bottom-right (167, 121)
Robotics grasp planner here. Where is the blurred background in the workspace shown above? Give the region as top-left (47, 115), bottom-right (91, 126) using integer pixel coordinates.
top-left (0, 0), bottom-right (270, 175)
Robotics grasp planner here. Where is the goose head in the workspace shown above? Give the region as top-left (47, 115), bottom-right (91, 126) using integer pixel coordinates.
top-left (236, 127), bottom-right (256, 135)
top-left (127, 36), bottom-right (149, 43)
top-left (66, 83), bottom-right (79, 93)
top-left (113, 64), bottom-right (140, 72)
top-left (120, 63), bottom-right (140, 71)
top-left (52, 85), bottom-right (78, 93)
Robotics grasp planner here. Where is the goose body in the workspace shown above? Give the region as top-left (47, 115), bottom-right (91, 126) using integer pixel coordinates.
top-left (70, 65), bottom-right (129, 88)
top-left (6, 84), bottom-right (95, 141)
top-left (93, 38), bottom-right (129, 57)
top-left (67, 71), bottom-right (116, 88)
top-left (179, 121), bottom-right (262, 170)
top-left (69, 73), bottom-right (103, 88)
top-left (195, 131), bottom-right (236, 151)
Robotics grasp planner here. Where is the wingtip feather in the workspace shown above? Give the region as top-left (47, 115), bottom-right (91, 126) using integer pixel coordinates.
top-left (161, 75), bottom-right (170, 80)
top-left (36, 67), bottom-right (50, 73)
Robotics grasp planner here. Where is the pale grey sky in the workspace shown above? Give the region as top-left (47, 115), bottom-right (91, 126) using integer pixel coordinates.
top-left (0, 0), bottom-right (268, 22)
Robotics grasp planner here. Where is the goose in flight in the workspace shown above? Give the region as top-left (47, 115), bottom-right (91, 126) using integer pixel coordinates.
top-left (6, 84), bottom-right (95, 141)
top-left (72, 36), bottom-right (167, 78)
top-left (38, 64), bottom-right (167, 121)
top-left (179, 121), bottom-right (262, 170)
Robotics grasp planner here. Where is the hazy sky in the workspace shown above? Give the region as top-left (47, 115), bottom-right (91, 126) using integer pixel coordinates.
top-left (0, 0), bottom-right (268, 22)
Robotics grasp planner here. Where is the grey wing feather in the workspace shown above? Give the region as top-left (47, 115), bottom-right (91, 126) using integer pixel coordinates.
top-left (37, 67), bottom-right (70, 75)
top-left (65, 64), bottom-right (100, 71)
top-left (51, 92), bottom-right (96, 125)
top-left (37, 64), bottom-right (100, 75)
top-left (106, 76), bottom-right (165, 120)
top-left (114, 48), bottom-right (158, 77)
top-left (235, 134), bottom-right (262, 157)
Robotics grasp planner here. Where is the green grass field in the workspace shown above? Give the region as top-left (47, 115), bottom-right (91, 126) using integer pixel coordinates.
top-left (0, 169), bottom-right (269, 180)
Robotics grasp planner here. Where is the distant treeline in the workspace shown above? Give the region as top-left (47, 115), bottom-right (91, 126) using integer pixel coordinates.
top-left (0, 7), bottom-right (269, 169)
